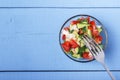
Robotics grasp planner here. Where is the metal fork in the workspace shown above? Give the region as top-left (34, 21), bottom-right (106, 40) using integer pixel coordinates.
top-left (82, 35), bottom-right (115, 80)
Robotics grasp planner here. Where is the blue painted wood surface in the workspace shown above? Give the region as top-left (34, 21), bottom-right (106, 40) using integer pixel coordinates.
top-left (0, 0), bottom-right (120, 7)
top-left (0, 72), bottom-right (120, 80)
top-left (0, 9), bottom-right (120, 70)
top-left (0, 0), bottom-right (120, 80)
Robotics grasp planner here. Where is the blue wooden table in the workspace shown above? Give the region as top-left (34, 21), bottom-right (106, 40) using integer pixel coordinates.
top-left (0, 0), bottom-right (120, 80)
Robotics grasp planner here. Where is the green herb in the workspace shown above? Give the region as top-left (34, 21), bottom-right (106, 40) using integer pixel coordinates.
top-left (82, 27), bottom-right (87, 32)
top-left (78, 46), bottom-right (86, 54)
top-left (70, 30), bottom-right (74, 33)
top-left (81, 19), bottom-right (88, 24)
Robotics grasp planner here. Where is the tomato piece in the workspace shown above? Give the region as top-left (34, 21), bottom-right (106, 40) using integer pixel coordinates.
top-left (71, 20), bottom-right (79, 25)
top-left (88, 26), bottom-right (99, 37)
top-left (61, 41), bottom-right (71, 52)
top-left (92, 29), bottom-right (99, 37)
top-left (89, 20), bottom-right (99, 37)
top-left (80, 17), bottom-right (84, 21)
top-left (64, 27), bottom-right (69, 31)
top-left (87, 16), bottom-right (90, 23)
top-left (90, 20), bottom-right (96, 29)
top-left (94, 35), bottom-right (102, 44)
top-left (62, 34), bottom-right (66, 40)
top-left (69, 39), bottom-right (79, 48)
top-left (88, 26), bottom-right (93, 31)
top-left (82, 52), bottom-right (92, 59)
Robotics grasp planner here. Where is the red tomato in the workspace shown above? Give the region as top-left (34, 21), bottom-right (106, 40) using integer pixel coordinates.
top-left (90, 20), bottom-right (96, 29)
top-left (88, 26), bottom-right (93, 31)
top-left (87, 16), bottom-right (90, 23)
top-left (89, 21), bottom-right (98, 36)
top-left (61, 41), bottom-right (71, 52)
top-left (62, 34), bottom-right (66, 40)
top-left (69, 39), bottom-right (79, 48)
top-left (88, 26), bottom-right (99, 37)
top-left (92, 29), bottom-right (99, 37)
top-left (82, 52), bottom-right (92, 59)
top-left (71, 20), bottom-right (79, 25)
top-left (94, 35), bottom-right (102, 44)
top-left (64, 27), bottom-right (69, 31)
top-left (80, 17), bottom-right (84, 21)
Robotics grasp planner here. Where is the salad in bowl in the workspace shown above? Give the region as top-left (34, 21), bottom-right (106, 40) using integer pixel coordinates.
top-left (59, 15), bottom-right (107, 62)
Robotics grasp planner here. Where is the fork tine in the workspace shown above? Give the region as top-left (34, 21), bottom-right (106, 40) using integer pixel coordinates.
top-left (86, 34), bottom-right (103, 51)
top-left (83, 35), bottom-right (97, 56)
top-left (83, 35), bottom-right (102, 56)
top-left (84, 35), bottom-right (92, 43)
top-left (91, 42), bottom-right (101, 54)
top-left (82, 36), bottom-right (95, 57)
top-left (90, 48), bottom-right (96, 58)
top-left (84, 35), bottom-right (103, 52)
top-left (90, 44), bottom-right (99, 56)
top-left (82, 36), bottom-right (91, 49)
top-left (93, 40), bottom-right (103, 51)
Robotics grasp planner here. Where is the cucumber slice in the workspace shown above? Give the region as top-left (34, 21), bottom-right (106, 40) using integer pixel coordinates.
top-left (71, 47), bottom-right (79, 54)
top-left (82, 21), bottom-right (88, 24)
top-left (80, 40), bottom-right (85, 47)
top-left (73, 31), bottom-right (79, 37)
top-left (85, 48), bottom-right (89, 52)
top-left (81, 42), bottom-right (84, 47)
top-left (75, 47), bottom-right (79, 54)
top-left (87, 29), bottom-right (92, 37)
top-left (81, 19), bottom-right (88, 24)
top-left (97, 27), bottom-right (102, 33)
top-left (72, 54), bottom-right (81, 58)
top-left (77, 23), bottom-right (90, 29)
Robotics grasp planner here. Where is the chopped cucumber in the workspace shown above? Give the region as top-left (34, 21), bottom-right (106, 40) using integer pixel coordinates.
top-left (80, 40), bottom-right (85, 47)
top-left (70, 25), bottom-right (74, 32)
top-left (73, 31), bottom-right (78, 35)
top-left (77, 37), bottom-right (81, 41)
top-left (71, 47), bottom-right (79, 54)
top-left (85, 48), bottom-right (89, 52)
top-left (70, 24), bottom-right (72, 30)
top-left (77, 23), bottom-right (89, 29)
top-left (73, 31), bottom-right (79, 38)
top-left (97, 27), bottom-right (102, 33)
top-left (75, 47), bottom-right (79, 54)
top-left (81, 42), bottom-right (84, 47)
top-left (81, 19), bottom-right (88, 24)
top-left (87, 29), bottom-right (92, 37)
top-left (82, 21), bottom-right (88, 24)
top-left (72, 54), bottom-right (81, 58)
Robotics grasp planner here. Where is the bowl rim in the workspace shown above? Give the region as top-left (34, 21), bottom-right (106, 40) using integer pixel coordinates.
top-left (59, 14), bottom-right (108, 63)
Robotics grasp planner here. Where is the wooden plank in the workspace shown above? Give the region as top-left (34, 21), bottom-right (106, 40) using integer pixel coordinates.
top-left (0, 8), bottom-right (120, 70)
top-left (0, 0), bottom-right (120, 7)
top-left (0, 72), bottom-right (119, 80)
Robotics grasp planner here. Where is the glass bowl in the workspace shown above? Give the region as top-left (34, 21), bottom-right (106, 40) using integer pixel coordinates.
top-left (59, 14), bottom-right (108, 63)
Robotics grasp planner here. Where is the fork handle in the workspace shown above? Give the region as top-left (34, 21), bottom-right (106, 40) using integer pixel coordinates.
top-left (101, 62), bottom-right (115, 80)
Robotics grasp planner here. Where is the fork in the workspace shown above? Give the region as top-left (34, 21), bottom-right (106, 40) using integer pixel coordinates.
top-left (82, 35), bottom-right (115, 80)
